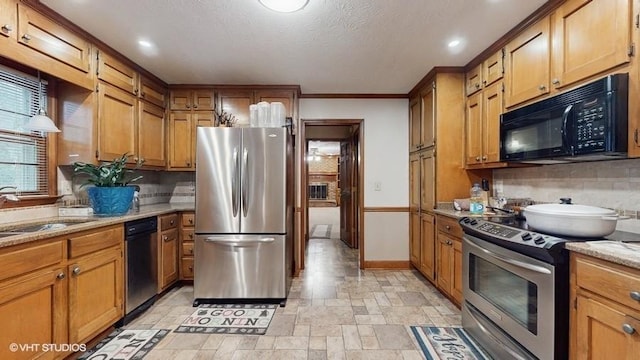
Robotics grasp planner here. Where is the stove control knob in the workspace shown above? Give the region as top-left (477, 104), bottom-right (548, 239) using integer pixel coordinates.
top-left (521, 233), bottom-right (532, 241)
top-left (534, 236), bottom-right (546, 245)
top-left (470, 219), bottom-right (478, 226)
top-left (463, 218), bottom-right (471, 224)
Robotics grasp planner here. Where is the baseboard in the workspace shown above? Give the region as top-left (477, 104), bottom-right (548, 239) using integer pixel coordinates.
top-left (363, 260), bottom-right (411, 269)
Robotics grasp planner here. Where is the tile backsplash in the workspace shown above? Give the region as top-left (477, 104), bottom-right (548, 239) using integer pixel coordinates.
top-left (494, 158), bottom-right (640, 233)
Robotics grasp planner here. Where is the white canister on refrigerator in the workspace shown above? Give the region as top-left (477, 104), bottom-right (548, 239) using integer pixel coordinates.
top-left (249, 104), bottom-right (259, 127)
top-left (270, 102), bottom-right (286, 127)
top-left (257, 101), bottom-right (271, 127)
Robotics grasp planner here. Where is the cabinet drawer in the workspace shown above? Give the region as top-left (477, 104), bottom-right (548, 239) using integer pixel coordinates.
top-left (181, 229), bottom-right (194, 242)
top-left (160, 228), bottom-right (178, 243)
top-left (574, 254), bottom-right (640, 311)
top-left (182, 242), bottom-right (194, 256)
top-left (181, 258), bottom-right (194, 278)
top-left (437, 216), bottom-right (463, 238)
top-left (0, 240), bottom-right (65, 282)
top-left (68, 226), bottom-right (122, 258)
top-left (160, 213), bottom-right (178, 231)
top-left (181, 213), bottom-right (195, 227)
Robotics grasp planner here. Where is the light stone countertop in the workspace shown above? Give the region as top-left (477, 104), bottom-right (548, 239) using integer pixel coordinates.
top-left (0, 202), bottom-right (194, 248)
top-left (565, 239), bottom-right (640, 270)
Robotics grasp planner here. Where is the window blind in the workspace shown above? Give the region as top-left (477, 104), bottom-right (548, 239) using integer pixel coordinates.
top-left (0, 65), bottom-right (49, 195)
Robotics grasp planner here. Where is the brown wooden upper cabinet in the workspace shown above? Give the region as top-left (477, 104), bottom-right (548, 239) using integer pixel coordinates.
top-left (466, 49), bottom-right (504, 97)
top-left (504, 16), bottom-right (551, 108)
top-left (551, 0), bottom-right (632, 90)
top-left (217, 88), bottom-right (297, 126)
top-left (466, 81), bottom-right (503, 166)
top-left (139, 74), bottom-right (167, 108)
top-left (170, 89), bottom-right (215, 111)
top-left (0, 0), bottom-right (16, 39)
top-left (97, 50), bottom-right (138, 95)
top-left (465, 64), bottom-right (483, 96)
top-left (409, 83), bottom-right (435, 152)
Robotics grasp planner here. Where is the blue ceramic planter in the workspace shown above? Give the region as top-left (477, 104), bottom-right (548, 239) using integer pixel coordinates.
top-left (87, 186), bottom-right (135, 216)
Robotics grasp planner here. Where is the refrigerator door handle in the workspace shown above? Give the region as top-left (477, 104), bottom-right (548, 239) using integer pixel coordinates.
top-left (232, 148), bottom-right (239, 217)
top-left (242, 147), bottom-right (249, 217)
top-left (204, 237), bottom-right (275, 245)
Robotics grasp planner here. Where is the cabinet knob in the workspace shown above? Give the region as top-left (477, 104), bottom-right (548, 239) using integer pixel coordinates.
top-left (21, 34), bottom-right (31, 42)
top-left (482, 155), bottom-right (487, 160)
top-left (188, 266), bottom-right (193, 271)
top-left (72, 267), bottom-right (81, 275)
top-left (189, 248), bottom-right (193, 254)
top-left (1, 24), bottom-right (12, 33)
top-left (170, 220), bottom-right (175, 225)
top-left (163, 235), bottom-right (169, 241)
top-left (186, 162), bottom-right (191, 167)
top-left (475, 157), bottom-right (480, 162)
top-left (188, 233), bottom-right (194, 239)
top-left (186, 104), bottom-right (191, 109)
top-left (189, 218), bottom-right (193, 224)
top-left (475, 83), bottom-right (480, 89)
top-left (552, 78), bottom-right (560, 85)
top-left (141, 91), bottom-right (145, 98)
top-left (622, 323), bottom-right (636, 335)
top-left (631, 291), bottom-right (640, 301)
top-left (447, 240), bottom-right (452, 245)
top-left (134, 89), bottom-right (139, 95)
top-left (193, 104), bottom-right (198, 109)
top-left (538, 84), bottom-right (546, 91)
top-left (56, 272), bottom-right (65, 280)
top-left (445, 225), bottom-right (451, 230)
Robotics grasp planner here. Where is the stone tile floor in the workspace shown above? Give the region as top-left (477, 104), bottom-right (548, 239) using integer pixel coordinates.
top-left (125, 211), bottom-right (461, 359)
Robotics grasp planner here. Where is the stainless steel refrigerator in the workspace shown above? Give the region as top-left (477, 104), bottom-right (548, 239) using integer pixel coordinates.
top-left (194, 127), bottom-right (293, 304)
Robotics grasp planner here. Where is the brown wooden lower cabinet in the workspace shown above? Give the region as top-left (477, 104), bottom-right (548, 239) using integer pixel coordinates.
top-left (180, 212), bottom-right (195, 280)
top-left (570, 253), bottom-right (640, 359)
top-left (435, 215), bottom-right (463, 306)
top-left (158, 213), bottom-right (179, 291)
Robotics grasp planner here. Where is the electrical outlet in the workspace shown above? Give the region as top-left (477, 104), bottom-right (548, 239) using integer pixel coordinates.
top-left (374, 182), bottom-right (382, 191)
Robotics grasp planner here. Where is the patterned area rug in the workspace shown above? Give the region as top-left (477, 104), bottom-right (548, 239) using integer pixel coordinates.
top-left (410, 326), bottom-right (492, 360)
top-left (175, 304), bottom-right (277, 335)
top-left (78, 329), bottom-right (169, 360)
top-left (310, 224), bottom-right (332, 238)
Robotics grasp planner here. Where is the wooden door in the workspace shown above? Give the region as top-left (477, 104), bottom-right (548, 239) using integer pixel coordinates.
top-left (160, 228), bottom-right (178, 289)
top-left (409, 96), bottom-right (422, 151)
top-left (419, 149), bottom-right (435, 211)
top-left (218, 90), bottom-right (253, 126)
top-left (168, 112), bottom-right (192, 169)
top-left (574, 295), bottom-right (640, 359)
top-left (192, 89), bottom-right (215, 111)
top-left (68, 246), bottom-right (123, 344)
top-left (138, 102), bottom-right (166, 167)
top-left (552, 0), bottom-right (632, 89)
top-left (169, 90), bottom-right (192, 110)
top-left (505, 16), bottom-right (551, 108)
top-left (465, 91), bottom-right (483, 165)
top-left (339, 141), bottom-right (356, 248)
top-left (0, 0), bottom-right (16, 40)
top-left (420, 213), bottom-right (435, 282)
top-left (483, 81), bottom-right (503, 163)
top-left (409, 212), bottom-right (421, 267)
top-left (409, 152), bottom-right (420, 212)
top-left (255, 89), bottom-right (296, 117)
top-left (452, 238), bottom-right (463, 305)
top-left (0, 268), bottom-right (66, 360)
top-left (421, 83), bottom-right (435, 148)
top-left (97, 83), bottom-right (137, 162)
top-left (466, 64), bottom-right (482, 96)
top-left (483, 49), bottom-right (504, 87)
top-left (436, 233), bottom-right (453, 294)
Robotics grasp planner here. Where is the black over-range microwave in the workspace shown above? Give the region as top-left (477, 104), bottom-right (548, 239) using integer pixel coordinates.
top-left (500, 73), bottom-right (628, 164)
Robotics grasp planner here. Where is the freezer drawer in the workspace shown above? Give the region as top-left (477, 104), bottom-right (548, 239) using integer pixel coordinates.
top-left (194, 234), bottom-right (288, 300)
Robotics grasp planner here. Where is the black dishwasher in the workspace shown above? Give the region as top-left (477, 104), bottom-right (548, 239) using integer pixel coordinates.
top-left (123, 216), bottom-right (158, 324)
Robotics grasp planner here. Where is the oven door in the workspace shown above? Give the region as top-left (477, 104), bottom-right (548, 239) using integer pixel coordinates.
top-left (462, 234), bottom-right (556, 360)
top-left (500, 103), bottom-right (573, 162)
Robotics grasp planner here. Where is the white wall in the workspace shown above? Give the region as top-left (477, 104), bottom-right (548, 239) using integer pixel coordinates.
top-left (299, 98), bottom-right (409, 261)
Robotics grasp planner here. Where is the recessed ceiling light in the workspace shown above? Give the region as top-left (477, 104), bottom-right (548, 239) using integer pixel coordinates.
top-left (138, 40), bottom-right (153, 48)
top-left (259, 0), bottom-right (309, 13)
top-left (448, 40), bottom-right (461, 48)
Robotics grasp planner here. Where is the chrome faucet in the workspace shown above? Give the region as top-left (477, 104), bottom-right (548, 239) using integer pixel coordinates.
top-left (0, 186), bottom-right (19, 206)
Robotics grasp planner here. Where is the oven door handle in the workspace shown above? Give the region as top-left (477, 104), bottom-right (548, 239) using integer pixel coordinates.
top-left (463, 237), bottom-right (552, 275)
top-left (465, 304), bottom-right (530, 360)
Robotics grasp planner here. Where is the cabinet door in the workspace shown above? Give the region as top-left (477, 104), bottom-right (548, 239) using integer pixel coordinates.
top-left (465, 91), bottom-right (483, 165)
top-left (138, 102), bottom-right (166, 167)
top-left (97, 51), bottom-right (138, 94)
top-left (68, 247), bottom-right (123, 344)
top-left (170, 90), bottom-right (192, 110)
top-left (436, 233), bottom-right (453, 294)
top-left (192, 89), bottom-right (215, 111)
top-left (218, 90), bottom-right (253, 126)
top-left (255, 89), bottom-right (296, 118)
top-left (421, 84), bottom-right (435, 148)
top-left (552, 0), bottom-right (632, 89)
top-left (483, 49), bottom-right (504, 87)
top-left (452, 238), bottom-right (463, 305)
top-left (409, 152), bottom-right (420, 211)
top-left (409, 212), bottom-right (421, 267)
top-left (420, 213), bottom-right (436, 282)
top-left (0, 0), bottom-right (16, 40)
top-left (466, 64), bottom-right (482, 96)
top-left (505, 16), bottom-right (551, 108)
top-left (483, 81), bottom-right (503, 163)
top-left (574, 295), bottom-right (640, 359)
top-left (420, 150), bottom-right (435, 211)
top-left (140, 75), bottom-right (167, 108)
top-left (17, 4), bottom-right (91, 73)
top-left (0, 268), bottom-right (66, 360)
top-left (159, 228), bottom-right (178, 290)
top-left (97, 83), bottom-right (137, 162)
top-left (168, 112), bottom-right (192, 169)
top-left (409, 96), bottom-right (422, 151)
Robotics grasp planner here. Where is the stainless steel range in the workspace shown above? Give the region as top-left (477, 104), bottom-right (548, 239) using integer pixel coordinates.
top-left (459, 216), bottom-right (602, 360)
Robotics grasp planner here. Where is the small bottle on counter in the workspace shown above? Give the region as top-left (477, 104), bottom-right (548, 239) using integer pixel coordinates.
top-left (470, 183), bottom-right (484, 215)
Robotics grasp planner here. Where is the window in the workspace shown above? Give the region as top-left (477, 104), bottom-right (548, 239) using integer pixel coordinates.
top-left (0, 65), bottom-right (49, 195)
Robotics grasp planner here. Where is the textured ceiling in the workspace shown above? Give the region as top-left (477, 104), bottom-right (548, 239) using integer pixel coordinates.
top-left (40, 0), bottom-right (547, 94)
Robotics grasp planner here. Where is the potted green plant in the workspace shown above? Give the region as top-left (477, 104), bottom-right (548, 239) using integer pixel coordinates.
top-left (73, 153), bottom-right (144, 216)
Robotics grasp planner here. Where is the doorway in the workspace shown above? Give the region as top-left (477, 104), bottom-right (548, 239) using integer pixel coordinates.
top-left (300, 119), bottom-right (364, 270)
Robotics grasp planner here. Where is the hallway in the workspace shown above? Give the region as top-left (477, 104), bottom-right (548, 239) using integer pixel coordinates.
top-left (124, 210), bottom-right (461, 359)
